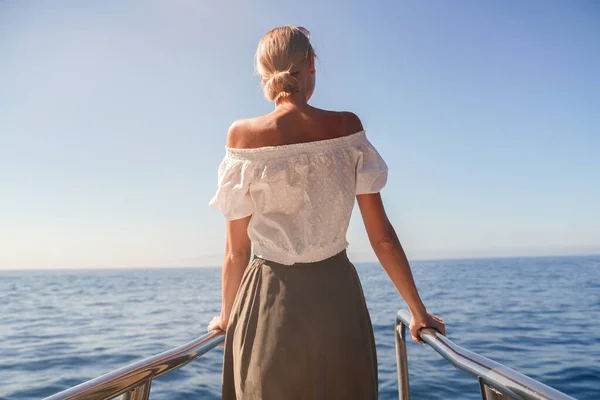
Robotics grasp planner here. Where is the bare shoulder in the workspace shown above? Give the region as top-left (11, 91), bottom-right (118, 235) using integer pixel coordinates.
top-left (227, 114), bottom-right (279, 148)
top-left (310, 108), bottom-right (364, 137)
top-left (225, 118), bottom-right (253, 149)
top-left (340, 111), bottom-right (364, 135)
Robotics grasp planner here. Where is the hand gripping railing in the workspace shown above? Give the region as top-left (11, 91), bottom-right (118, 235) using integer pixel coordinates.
top-left (43, 330), bottom-right (225, 400)
top-left (395, 310), bottom-right (576, 400)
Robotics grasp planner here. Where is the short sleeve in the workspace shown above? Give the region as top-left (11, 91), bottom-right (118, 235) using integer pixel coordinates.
top-left (355, 137), bottom-right (388, 195)
top-left (208, 154), bottom-right (255, 220)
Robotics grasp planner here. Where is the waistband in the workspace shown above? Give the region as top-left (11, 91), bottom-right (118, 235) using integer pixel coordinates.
top-left (253, 249), bottom-right (349, 267)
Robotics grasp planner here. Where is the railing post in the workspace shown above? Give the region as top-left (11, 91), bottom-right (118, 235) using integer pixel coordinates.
top-left (395, 317), bottom-right (410, 400)
top-left (478, 378), bottom-right (511, 400)
top-left (121, 379), bottom-right (152, 400)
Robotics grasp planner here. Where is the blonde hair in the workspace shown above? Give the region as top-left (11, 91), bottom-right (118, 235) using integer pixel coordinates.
top-left (255, 26), bottom-right (316, 102)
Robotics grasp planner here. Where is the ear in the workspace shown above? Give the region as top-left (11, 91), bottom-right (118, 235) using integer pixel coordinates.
top-left (309, 53), bottom-right (316, 74)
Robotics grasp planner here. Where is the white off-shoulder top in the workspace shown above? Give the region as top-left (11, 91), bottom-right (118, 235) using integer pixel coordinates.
top-left (209, 130), bottom-right (388, 265)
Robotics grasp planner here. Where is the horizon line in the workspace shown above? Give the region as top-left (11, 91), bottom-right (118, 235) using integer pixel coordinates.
top-left (1, 252), bottom-right (598, 272)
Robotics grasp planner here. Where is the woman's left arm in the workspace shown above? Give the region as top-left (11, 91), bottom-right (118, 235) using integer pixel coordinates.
top-left (208, 216), bottom-right (252, 332)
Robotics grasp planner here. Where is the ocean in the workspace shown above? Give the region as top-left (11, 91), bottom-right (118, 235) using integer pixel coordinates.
top-left (1, 255), bottom-right (599, 399)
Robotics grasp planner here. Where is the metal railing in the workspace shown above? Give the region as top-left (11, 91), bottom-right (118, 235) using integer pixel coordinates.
top-left (43, 310), bottom-right (578, 400)
top-left (43, 330), bottom-right (225, 400)
top-left (395, 309), bottom-right (576, 400)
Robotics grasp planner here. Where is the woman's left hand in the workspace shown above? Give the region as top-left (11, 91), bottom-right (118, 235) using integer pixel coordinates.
top-left (207, 315), bottom-right (227, 333)
top-left (409, 313), bottom-right (445, 344)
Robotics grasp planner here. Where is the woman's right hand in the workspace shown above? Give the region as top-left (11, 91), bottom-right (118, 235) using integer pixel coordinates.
top-left (207, 315), bottom-right (228, 346)
top-left (409, 313), bottom-right (445, 344)
top-left (207, 315), bottom-right (227, 333)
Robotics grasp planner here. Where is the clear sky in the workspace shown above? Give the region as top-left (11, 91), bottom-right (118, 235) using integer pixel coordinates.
top-left (1, 1), bottom-right (599, 269)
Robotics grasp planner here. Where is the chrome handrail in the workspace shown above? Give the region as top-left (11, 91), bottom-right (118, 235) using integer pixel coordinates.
top-left (40, 311), bottom-right (579, 400)
top-left (43, 330), bottom-right (225, 400)
top-left (395, 310), bottom-right (576, 400)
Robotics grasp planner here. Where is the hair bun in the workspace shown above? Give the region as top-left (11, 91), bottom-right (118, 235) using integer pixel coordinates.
top-left (256, 26), bottom-right (315, 102)
top-left (264, 70), bottom-right (300, 102)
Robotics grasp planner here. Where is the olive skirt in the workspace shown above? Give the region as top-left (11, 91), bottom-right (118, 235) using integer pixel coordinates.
top-left (222, 250), bottom-right (378, 399)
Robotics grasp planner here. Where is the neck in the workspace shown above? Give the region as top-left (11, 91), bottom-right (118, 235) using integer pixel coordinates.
top-left (275, 89), bottom-right (308, 109)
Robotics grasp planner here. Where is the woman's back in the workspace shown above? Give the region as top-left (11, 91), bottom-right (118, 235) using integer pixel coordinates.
top-left (209, 108), bottom-right (388, 265)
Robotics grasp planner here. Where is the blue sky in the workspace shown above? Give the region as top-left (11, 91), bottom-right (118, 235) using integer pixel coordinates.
top-left (1, 1), bottom-right (598, 269)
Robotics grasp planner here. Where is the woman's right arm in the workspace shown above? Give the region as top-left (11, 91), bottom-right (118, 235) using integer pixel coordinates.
top-left (356, 192), bottom-right (446, 343)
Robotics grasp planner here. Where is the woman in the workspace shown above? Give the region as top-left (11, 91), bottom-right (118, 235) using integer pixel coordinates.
top-left (207, 26), bottom-right (445, 399)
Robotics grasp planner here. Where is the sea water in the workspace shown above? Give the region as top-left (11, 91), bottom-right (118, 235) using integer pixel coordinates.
top-left (1, 256), bottom-right (599, 399)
